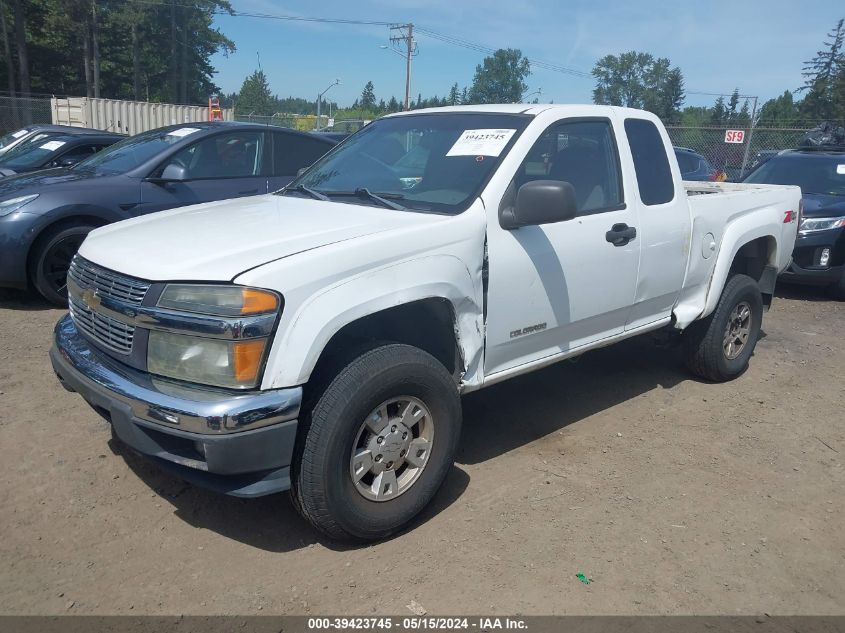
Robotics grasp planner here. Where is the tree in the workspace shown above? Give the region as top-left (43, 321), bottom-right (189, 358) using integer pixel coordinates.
top-left (467, 48), bottom-right (530, 104)
top-left (447, 82), bottom-right (460, 105)
top-left (757, 91), bottom-right (800, 126)
top-left (799, 18), bottom-right (845, 121)
top-left (387, 95), bottom-right (399, 112)
top-left (592, 51), bottom-right (685, 119)
top-left (0, 0), bottom-right (235, 105)
top-left (359, 80), bottom-right (376, 109)
top-left (236, 68), bottom-right (272, 115)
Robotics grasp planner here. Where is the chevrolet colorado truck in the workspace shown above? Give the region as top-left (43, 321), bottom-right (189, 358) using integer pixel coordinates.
top-left (50, 105), bottom-right (800, 541)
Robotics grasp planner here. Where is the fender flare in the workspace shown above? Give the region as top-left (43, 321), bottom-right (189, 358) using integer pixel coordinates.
top-left (701, 214), bottom-right (778, 318)
top-left (260, 254), bottom-right (484, 389)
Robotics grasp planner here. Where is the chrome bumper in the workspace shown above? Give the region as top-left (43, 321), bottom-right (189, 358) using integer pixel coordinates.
top-left (50, 314), bottom-right (301, 435)
top-left (50, 315), bottom-right (302, 497)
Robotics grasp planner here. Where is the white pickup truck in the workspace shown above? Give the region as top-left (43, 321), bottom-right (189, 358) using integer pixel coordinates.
top-left (50, 105), bottom-right (800, 541)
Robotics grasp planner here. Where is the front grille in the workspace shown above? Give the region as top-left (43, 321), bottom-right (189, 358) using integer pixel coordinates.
top-left (69, 295), bottom-right (135, 355)
top-left (68, 256), bottom-right (150, 306)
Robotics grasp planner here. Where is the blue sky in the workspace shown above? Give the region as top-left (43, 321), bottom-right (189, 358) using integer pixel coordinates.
top-left (210, 0), bottom-right (844, 110)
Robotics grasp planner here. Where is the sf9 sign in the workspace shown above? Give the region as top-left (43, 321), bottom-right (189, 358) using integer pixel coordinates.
top-left (724, 129), bottom-right (745, 143)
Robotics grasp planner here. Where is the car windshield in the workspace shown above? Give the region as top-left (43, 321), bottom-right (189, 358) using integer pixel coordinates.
top-left (744, 153), bottom-right (845, 196)
top-left (284, 113), bottom-right (531, 214)
top-left (73, 126), bottom-right (203, 174)
top-left (0, 134), bottom-right (66, 170)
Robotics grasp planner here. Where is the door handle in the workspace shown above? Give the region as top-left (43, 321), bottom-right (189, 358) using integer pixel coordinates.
top-left (605, 223), bottom-right (637, 246)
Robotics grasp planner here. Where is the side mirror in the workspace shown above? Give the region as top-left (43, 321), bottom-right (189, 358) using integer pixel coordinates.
top-left (500, 180), bottom-right (578, 229)
top-left (296, 167), bottom-right (308, 178)
top-left (160, 162), bottom-right (188, 182)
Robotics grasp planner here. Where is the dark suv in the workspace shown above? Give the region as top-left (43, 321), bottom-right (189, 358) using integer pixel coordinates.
top-left (743, 147), bottom-right (845, 298)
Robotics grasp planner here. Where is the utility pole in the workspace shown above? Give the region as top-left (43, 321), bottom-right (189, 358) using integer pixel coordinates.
top-left (390, 23), bottom-right (416, 110)
top-left (739, 95), bottom-right (759, 180)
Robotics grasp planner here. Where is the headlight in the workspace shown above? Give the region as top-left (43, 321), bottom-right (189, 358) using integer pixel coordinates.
top-left (148, 331), bottom-right (267, 389)
top-left (0, 194), bottom-right (38, 217)
top-left (157, 284), bottom-right (279, 316)
top-left (148, 284), bottom-right (280, 389)
top-left (798, 216), bottom-right (845, 234)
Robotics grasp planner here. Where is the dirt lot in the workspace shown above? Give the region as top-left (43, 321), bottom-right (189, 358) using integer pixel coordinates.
top-left (0, 286), bottom-right (842, 616)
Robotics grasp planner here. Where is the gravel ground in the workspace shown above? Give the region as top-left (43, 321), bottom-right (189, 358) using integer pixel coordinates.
top-left (0, 285), bottom-right (842, 615)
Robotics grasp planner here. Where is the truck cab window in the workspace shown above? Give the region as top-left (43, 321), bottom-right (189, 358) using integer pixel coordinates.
top-left (515, 119), bottom-right (623, 214)
top-left (625, 118), bottom-right (675, 205)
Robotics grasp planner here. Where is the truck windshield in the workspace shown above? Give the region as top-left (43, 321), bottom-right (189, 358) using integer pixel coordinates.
top-left (72, 126), bottom-right (197, 174)
top-left (744, 153), bottom-right (845, 196)
top-left (284, 113), bottom-right (531, 214)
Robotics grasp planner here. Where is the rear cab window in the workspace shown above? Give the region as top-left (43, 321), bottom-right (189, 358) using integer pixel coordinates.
top-left (625, 118), bottom-right (675, 205)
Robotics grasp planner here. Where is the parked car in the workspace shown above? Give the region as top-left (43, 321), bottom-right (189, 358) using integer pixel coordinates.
top-left (743, 146), bottom-right (845, 298)
top-left (0, 124), bottom-right (108, 157)
top-left (50, 104), bottom-right (800, 541)
top-left (674, 146), bottom-right (725, 181)
top-left (0, 122), bottom-right (337, 304)
top-left (0, 132), bottom-right (123, 176)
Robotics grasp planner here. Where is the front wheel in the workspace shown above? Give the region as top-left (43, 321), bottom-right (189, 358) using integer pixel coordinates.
top-left (682, 274), bottom-right (763, 382)
top-left (291, 343), bottom-right (461, 541)
top-left (31, 224), bottom-right (95, 305)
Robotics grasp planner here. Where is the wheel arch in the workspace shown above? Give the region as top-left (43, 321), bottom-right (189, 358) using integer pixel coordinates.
top-left (26, 213), bottom-right (110, 283)
top-left (256, 255), bottom-right (484, 391)
top-left (701, 222), bottom-right (779, 319)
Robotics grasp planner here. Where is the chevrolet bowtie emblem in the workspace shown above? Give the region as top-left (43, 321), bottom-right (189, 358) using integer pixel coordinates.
top-left (81, 288), bottom-right (101, 309)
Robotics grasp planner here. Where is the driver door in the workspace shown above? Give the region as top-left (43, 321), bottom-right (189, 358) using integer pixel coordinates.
top-left (483, 117), bottom-right (641, 377)
top-left (138, 130), bottom-right (269, 215)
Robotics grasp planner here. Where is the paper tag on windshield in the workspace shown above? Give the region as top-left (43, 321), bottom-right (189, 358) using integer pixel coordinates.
top-left (837, 164), bottom-right (845, 175)
top-left (40, 140), bottom-right (66, 151)
top-left (12, 129), bottom-right (28, 138)
top-left (446, 129), bottom-right (516, 157)
top-left (167, 127), bottom-right (201, 138)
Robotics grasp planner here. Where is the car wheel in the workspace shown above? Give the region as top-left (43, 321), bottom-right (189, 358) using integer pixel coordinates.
top-left (291, 343), bottom-right (461, 541)
top-left (682, 274), bottom-right (763, 382)
top-left (31, 224), bottom-right (95, 306)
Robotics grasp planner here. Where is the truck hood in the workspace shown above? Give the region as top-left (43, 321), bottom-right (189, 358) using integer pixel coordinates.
top-left (79, 194), bottom-right (439, 282)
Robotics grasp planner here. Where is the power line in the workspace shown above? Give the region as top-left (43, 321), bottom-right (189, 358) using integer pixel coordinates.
top-left (134, 1), bottom-right (593, 79)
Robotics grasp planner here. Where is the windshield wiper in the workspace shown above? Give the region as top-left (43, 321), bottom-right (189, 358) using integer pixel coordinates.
top-left (323, 188), bottom-right (407, 211)
top-left (284, 184), bottom-right (330, 201)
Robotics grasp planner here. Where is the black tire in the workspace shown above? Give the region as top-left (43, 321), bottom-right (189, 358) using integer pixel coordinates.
top-left (682, 274), bottom-right (763, 382)
top-left (291, 343), bottom-right (461, 541)
top-left (828, 272), bottom-right (845, 301)
top-left (31, 223), bottom-right (95, 305)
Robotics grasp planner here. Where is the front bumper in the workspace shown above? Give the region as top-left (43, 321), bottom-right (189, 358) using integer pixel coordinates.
top-left (50, 314), bottom-right (302, 497)
top-left (780, 229), bottom-right (845, 286)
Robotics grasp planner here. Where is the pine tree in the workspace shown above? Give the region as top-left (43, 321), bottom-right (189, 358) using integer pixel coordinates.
top-left (799, 18), bottom-right (845, 121)
top-left (448, 82), bottom-right (460, 105)
top-left (359, 81), bottom-right (376, 110)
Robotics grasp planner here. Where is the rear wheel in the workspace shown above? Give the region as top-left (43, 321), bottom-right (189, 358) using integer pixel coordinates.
top-left (291, 343), bottom-right (461, 541)
top-left (31, 224), bottom-right (94, 306)
top-left (683, 274), bottom-right (763, 382)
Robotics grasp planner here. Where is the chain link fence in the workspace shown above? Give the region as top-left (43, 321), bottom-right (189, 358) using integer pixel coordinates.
top-left (0, 93), bottom-right (838, 182)
top-left (234, 113), bottom-right (370, 134)
top-left (0, 94), bottom-right (52, 134)
top-left (664, 125), bottom-right (814, 180)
